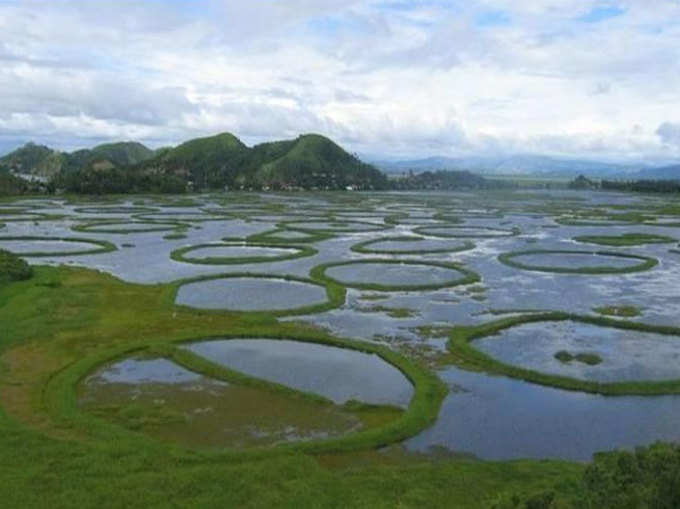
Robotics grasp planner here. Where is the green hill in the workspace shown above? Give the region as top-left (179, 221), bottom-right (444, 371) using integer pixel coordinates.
top-left (137, 132), bottom-right (386, 191)
top-left (0, 171), bottom-right (29, 195)
top-left (0, 143), bottom-right (65, 177)
top-left (65, 142), bottom-right (154, 171)
top-left (4, 132), bottom-right (388, 193)
top-left (145, 132), bottom-right (251, 189)
top-left (253, 134), bottom-right (387, 190)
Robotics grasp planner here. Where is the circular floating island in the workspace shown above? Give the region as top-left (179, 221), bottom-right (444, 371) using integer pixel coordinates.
top-left (413, 224), bottom-right (517, 238)
top-left (280, 219), bottom-right (390, 234)
top-left (171, 242), bottom-right (316, 265)
top-left (351, 236), bottom-right (474, 255)
top-left (312, 259), bottom-right (479, 291)
top-left (135, 212), bottom-right (231, 222)
top-left (473, 319), bottom-right (680, 383)
top-left (174, 274), bottom-right (342, 315)
top-left (68, 333), bottom-right (441, 453)
top-left (447, 313), bottom-right (680, 395)
top-left (574, 233), bottom-right (676, 246)
top-left (73, 220), bottom-right (188, 234)
top-left (74, 206), bottom-right (159, 214)
top-left (0, 236), bottom-right (116, 256)
top-left (498, 249), bottom-right (658, 274)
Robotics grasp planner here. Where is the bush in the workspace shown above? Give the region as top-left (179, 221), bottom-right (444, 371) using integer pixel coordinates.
top-left (492, 442), bottom-right (680, 508)
top-left (0, 248), bottom-right (33, 285)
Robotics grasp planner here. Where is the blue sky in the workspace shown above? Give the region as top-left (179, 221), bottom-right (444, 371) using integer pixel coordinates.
top-left (0, 0), bottom-right (679, 162)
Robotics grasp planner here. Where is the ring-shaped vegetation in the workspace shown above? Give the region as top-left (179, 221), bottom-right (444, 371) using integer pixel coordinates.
top-left (279, 219), bottom-right (391, 234)
top-left (74, 206), bottom-right (160, 214)
top-left (498, 249), bottom-right (658, 274)
top-left (133, 212), bottom-right (232, 223)
top-left (246, 228), bottom-right (335, 244)
top-left (311, 259), bottom-right (480, 292)
top-left (0, 211), bottom-right (62, 222)
top-left (447, 312), bottom-right (680, 395)
top-left (72, 220), bottom-right (190, 234)
top-left (0, 236), bottom-right (117, 257)
top-left (413, 224), bottom-right (518, 238)
top-left (351, 236), bottom-right (475, 255)
top-left (170, 242), bottom-right (316, 265)
top-left (573, 233), bottom-right (676, 247)
top-left (171, 273), bottom-right (346, 316)
top-left (555, 217), bottom-right (636, 226)
top-left (46, 331), bottom-right (446, 456)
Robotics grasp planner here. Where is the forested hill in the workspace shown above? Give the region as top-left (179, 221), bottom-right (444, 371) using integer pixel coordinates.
top-left (0, 141), bottom-right (155, 177)
top-left (43, 132), bottom-right (388, 193)
top-left (1, 132), bottom-right (510, 194)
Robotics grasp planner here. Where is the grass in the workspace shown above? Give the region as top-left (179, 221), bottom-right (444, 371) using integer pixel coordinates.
top-left (247, 228), bottom-right (335, 244)
top-left (574, 233), bottom-right (676, 246)
top-left (279, 219), bottom-right (391, 234)
top-left (351, 236), bottom-right (474, 255)
top-left (0, 263), bottom-right (589, 508)
top-left (413, 224), bottom-right (519, 239)
top-left (594, 305), bottom-right (642, 318)
top-left (446, 312), bottom-right (680, 395)
top-left (72, 219), bottom-right (190, 234)
top-left (554, 350), bottom-right (603, 366)
top-left (311, 259), bottom-right (481, 292)
top-left (170, 272), bottom-right (347, 317)
top-left (170, 242), bottom-right (316, 265)
top-left (0, 236), bottom-right (117, 256)
top-left (0, 249), bottom-right (32, 285)
top-left (498, 249), bottom-right (658, 275)
top-left (360, 306), bottom-right (420, 318)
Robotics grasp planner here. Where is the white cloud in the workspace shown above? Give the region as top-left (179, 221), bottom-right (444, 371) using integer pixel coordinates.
top-left (0, 0), bottom-right (679, 162)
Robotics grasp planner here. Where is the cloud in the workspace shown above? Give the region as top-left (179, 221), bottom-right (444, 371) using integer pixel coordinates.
top-left (0, 0), bottom-right (679, 162)
top-left (657, 122), bottom-right (680, 148)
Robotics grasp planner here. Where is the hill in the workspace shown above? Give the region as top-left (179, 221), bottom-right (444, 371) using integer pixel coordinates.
top-left (65, 142), bottom-right (154, 171)
top-left (139, 132), bottom-right (251, 189)
top-left (135, 132), bottom-right (387, 191)
top-left (390, 170), bottom-right (504, 190)
top-left (0, 142), bottom-right (65, 177)
top-left (252, 134), bottom-right (387, 190)
top-left (0, 171), bottom-right (29, 195)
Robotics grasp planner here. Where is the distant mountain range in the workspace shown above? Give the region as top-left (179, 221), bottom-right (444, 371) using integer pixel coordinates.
top-left (371, 155), bottom-right (680, 179)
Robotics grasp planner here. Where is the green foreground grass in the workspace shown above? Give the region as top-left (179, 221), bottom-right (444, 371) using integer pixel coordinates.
top-left (0, 264), bottom-right (584, 508)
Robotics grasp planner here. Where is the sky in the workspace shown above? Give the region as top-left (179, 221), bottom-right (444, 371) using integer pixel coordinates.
top-left (0, 0), bottom-right (679, 163)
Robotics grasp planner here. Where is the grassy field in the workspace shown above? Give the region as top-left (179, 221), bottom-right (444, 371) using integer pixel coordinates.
top-left (0, 264), bottom-right (584, 508)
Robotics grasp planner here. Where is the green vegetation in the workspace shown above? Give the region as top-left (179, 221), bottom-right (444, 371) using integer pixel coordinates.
top-left (498, 249), bottom-right (658, 275)
top-left (493, 442), bottom-right (680, 508)
top-left (0, 142), bottom-right (65, 177)
top-left (72, 220), bottom-right (189, 234)
top-left (0, 249), bottom-right (32, 285)
top-left (0, 172), bottom-right (31, 195)
top-left (311, 259), bottom-right (480, 292)
top-left (554, 350), bottom-right (602, 366)
top-left (170, 242), bottom-right (316, 265)
top-left (281, 218), bottom-right (391, 234)
top-left (351, 236), bottom-right (474, 255)
top-left (171, 272), bottom-right (346, 317)
top-left (447, 312), bottom-right (680, 395)
top-left (0, 141), bottom-right (154, 179)
top-left (574, 233), bottom-right (676, 246)
top-left (594, 305), bottom-right (642, 318)
top-left (247, 228), bottom-right (336, 244)
top-left (360, 306), bottom-right (420, 318)
top-left (0, 236), bottom-right (117, 257)
top-left (390, 170), bottom-right (510, 191)
top-left (414, 225), bottom-right (518, 238)
top-left (0, 265), bottom-right (578, 509)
